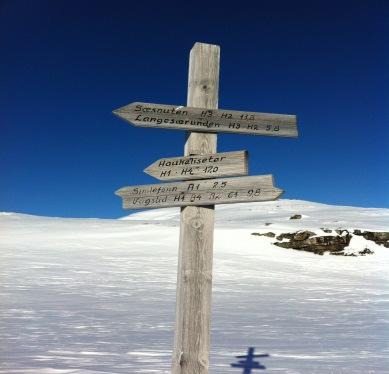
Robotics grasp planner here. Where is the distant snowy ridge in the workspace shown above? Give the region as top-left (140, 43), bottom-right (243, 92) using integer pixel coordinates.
top-left (2, 199), bottom-right (388, 257)
top-left (119, 199), bottom-right (389, 256)
top-left (122, 200), bottom-right (389, 256)
top-left (120, 199), bottom-right (389, 230)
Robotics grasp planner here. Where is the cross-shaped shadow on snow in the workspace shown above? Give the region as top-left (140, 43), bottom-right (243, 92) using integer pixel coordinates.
top-left (231, 347), bottom-right (269, 373)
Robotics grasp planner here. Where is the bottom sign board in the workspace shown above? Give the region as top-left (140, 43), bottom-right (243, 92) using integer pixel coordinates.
top-left (115, 175), bottom-right (283, 210)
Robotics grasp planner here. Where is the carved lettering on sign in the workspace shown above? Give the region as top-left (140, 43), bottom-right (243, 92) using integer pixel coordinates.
top-left (113, 102), bottom-right (298, 138)
top-left (116, 175), bottom-right (283, 209)
top-left (144, 151), bottom-right (248, 181)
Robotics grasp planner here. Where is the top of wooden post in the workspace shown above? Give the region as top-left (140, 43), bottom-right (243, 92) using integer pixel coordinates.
top-left (187, 42), bottom-right (220, 110)
top-left (185, 42), bottom-right (220, 155)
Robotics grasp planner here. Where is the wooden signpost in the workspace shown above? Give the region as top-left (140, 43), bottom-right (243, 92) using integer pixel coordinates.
top-left (113, 102), bottom-right (298, 137)
top-left (113, 42), bottom-right (298, 374)
top-left (144, 150), bottom-right (248, 181)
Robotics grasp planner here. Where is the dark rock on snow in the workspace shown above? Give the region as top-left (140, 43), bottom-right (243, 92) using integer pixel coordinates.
top-left (336, 229), bottom-right (350, 236)
top-left (289, 214), bottom-right (302, 220)
top-left (353, 230), bottom-right (389, 248)
top-left (273, 230), bottom-right (352, 255)
top-left (252, 228), bottom-right (389, 256)
top-left (276, 232), bottom-right (295, 241)
top-left (251, 232), bottom-right (276, 238)
top-left (359, 248), bottom-right (374, 255)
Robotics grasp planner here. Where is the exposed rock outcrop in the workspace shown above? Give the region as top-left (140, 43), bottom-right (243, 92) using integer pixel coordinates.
top-left (276, 231), bottom-right (316, 241)
top-left (273, 230), bottom-right (352, 255)
top-left (289, 214), bottom-right (302, 220)
top-left (353, 230), bottom-right (389, 248)
top-left (251, 227), bottom-right (387, 256)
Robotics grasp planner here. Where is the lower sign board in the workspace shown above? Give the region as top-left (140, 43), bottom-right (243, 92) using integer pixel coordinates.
top-left (115, 175), bottom-right (283, 210)
top-left (144, 150), bottom-right (248, 181)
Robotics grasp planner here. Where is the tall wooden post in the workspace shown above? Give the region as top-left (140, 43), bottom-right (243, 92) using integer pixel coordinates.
top-left (113, 40), bottom-right (295, 372)
top-left (172, 42), bottom-right (220, 373)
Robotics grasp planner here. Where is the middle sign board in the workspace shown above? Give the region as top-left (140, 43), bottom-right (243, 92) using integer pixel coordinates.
top-left (144, 150), bottom-right (248, 181)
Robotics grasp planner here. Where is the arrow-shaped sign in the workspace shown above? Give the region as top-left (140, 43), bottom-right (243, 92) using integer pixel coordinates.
top-left (115, 175), bottom-right (283, 210)
top-left (144, 150), bottom-right (248, 181)
top-left (113, 102), bottom-right (298, 138)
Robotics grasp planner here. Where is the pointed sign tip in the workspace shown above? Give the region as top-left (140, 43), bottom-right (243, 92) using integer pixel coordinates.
top-left (114, 188), bottom-right (123, 197)
top-left (292, 115), bottom-right (299, 137)
top-left (113, 102), bottom-right (138, 117)
top-left (143, 166), bottom-right (152, 177)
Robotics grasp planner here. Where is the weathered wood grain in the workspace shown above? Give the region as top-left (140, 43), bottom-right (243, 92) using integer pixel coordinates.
top-left (115, 175), bottom-right (283, 209)
top-left (144, 150), bottom-right (248, 181)
top-left (172, 42), bottom-right (219, 374)
top-left (113, 102), bottom-right (298, 138)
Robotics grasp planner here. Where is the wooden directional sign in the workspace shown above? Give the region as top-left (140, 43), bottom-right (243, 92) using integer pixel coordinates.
top-left (115, 175), bottom-right (283, 210)
top-left (144, 150), bottom-right (248, 181)
top-left (113, 102), bottom-right (298, 138)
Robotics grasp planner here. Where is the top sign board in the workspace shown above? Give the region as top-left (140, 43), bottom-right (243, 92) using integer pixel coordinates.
top-left (113, 102), bottom-right (298, 138)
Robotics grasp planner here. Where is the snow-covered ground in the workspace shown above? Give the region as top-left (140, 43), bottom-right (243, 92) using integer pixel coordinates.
top-left (1, 200), bottom-right (388, 373)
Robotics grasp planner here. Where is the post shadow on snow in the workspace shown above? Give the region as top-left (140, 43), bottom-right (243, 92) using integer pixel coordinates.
top-left (231, 347), bottom-right (269, 373)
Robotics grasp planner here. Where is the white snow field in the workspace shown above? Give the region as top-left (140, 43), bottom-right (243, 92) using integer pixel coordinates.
top-left (1, 199), bottom-right (388, 373)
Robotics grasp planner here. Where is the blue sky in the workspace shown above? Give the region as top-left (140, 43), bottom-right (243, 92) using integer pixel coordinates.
top-left (1, 0), bottom-right (388, 218)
